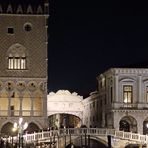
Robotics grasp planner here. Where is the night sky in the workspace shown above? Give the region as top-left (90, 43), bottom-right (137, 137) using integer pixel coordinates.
top-left (0, 0), bottom-right (148, 96)
top-left (48, 0), bottom-right (148, 96)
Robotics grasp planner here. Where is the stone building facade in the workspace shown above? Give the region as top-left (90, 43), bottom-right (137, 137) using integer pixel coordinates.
top-left (0, 1), bottom-right (49, 135)
top-left (97, 68), bottom-right (148, 134)
top-left (82, 91), bottom-right (99, 128)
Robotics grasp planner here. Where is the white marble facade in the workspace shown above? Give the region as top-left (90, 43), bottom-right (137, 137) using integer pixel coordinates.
top-left (96, 68), bottom-right (148, 134)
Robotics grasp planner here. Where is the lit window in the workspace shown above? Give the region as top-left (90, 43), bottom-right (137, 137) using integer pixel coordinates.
top-left (8, 57), bottom-right (26, 70)
top-left (7, 43), bottom-right (27, 70)
top-left (123, 85), bottom-right (133, 103)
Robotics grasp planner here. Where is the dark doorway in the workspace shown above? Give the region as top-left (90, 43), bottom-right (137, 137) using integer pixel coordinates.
top-left (25, 122), bottom-right (40, 133)
top-left (143, 121), bottom-right (148, 135)
top-left (1, 122), bottom-right (14, 137)
top-left (119, 120), bottom-right (130, 132)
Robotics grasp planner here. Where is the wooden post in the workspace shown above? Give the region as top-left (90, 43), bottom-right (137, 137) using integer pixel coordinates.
top-left (81, 135), bottom-right (83, 147)
top-left (88, 135), bottom-right (90, 148)
top-left (84, 132), bottom-right (87, 147)
top-left (107, 135), bottom-right (112, 148)
top-left (64, 135), bottom-right (66, 148)
top-left (69, 133), bottom-right (71, 145)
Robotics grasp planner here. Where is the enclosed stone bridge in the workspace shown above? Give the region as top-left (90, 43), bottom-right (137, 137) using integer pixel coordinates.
top-left (8, 128), bottom-right (148, 148)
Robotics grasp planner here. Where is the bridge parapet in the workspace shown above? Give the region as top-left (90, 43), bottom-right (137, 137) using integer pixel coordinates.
top-left (5, 128), bottom-right (148, 147)
top-left (21, 128), bottom-right (148, 143)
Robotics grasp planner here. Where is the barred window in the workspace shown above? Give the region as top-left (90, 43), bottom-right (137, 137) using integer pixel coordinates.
top-left (7, 43), bottom-right (27, 70)
top-left (8, 57), bottom-right (26, 69)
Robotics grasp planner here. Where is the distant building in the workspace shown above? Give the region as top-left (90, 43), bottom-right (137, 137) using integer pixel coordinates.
top-left (83, 91), bottom-right (99, 128)
top-left (0, 1), bottom-right (49, 135)
top-left (96, 68), bottom-right (148, 134)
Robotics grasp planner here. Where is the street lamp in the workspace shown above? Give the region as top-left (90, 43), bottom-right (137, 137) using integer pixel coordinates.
top-left (13, 117), bottom-right (28, 148)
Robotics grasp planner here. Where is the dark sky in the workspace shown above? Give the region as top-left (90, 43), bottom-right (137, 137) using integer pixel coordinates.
top-left (48, 0), bottom-right (148, 96)
top-left (1, 0), bottom-right (148, 96)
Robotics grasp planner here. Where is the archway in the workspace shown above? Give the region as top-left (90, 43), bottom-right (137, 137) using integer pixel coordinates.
top-left (65, 137), bottom-right (107, 148)
top-left (119, 120), bottom-right (130, 132)
top-left (48, 113), bottom-right (81, 129)
top-left (25, 122), bottom-right (40, 133)
top-left (1, 122), bottom-right (14, 137)
top-left (119, 116), bottom-right (137, 133)
top-left (143, 118), bottom-right (148, 135)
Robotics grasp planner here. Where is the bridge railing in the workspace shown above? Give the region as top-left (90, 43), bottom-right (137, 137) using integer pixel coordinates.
top-left (13, 128), bottom-right (148, 144)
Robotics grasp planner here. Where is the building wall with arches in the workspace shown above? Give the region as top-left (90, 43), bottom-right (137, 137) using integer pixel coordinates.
top-left (0, 2), bottom-right (49, 132)
top-left (96, 68), bottom-right (148, 134)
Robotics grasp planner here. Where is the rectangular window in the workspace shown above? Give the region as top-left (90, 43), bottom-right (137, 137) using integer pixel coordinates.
top-left (123, 85), bottom-right (133, 103)
top-left (8, 27), bottom-right (14, 34)
top-left (8, 57), bottom-right (26, 70)
top-left (10, 105), bottom-right (14, 116)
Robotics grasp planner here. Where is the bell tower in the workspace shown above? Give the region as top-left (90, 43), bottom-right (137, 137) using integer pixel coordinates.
top-left (0, 0), bottom-right (49, 134)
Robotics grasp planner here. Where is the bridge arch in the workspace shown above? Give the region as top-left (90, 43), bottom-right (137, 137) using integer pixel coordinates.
top-left (143, 117), bottom-right (148, 134)
top-left (26, 120), bottom-right (42, 130)
top-left (119, 115), bottom-right (137, 133)
top-left (48, 111), bottom-right (82, 119)
top-left (64, 135), bottom-right (108, 148)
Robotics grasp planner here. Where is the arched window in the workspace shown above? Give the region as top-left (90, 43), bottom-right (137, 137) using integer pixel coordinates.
top-left (7, 43), bottom-right (27, 70)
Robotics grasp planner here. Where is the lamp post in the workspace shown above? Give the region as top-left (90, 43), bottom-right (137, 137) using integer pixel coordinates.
top-left (13, 117), bottom-right (28, 148)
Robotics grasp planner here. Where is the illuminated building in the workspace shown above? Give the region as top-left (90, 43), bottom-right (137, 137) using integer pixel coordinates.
top-left (0, 1), bottom-right (49, 135)
top-left (96, 68), bottom-right (148, 134)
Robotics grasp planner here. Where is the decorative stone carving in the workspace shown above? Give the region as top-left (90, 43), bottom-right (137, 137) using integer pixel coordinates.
top-left (5, 81), bottom-right (14, 91)
top-left (16, 81), bottom-right (26, 91)
top-left (39, 82), bottom-right (45, 91)
top-left (49, 90), bottom-right (83, 99)
top-left (27, 81), bottom-right (37, 91)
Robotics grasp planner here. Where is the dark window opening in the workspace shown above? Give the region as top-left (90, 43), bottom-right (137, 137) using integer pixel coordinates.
top-left (8, 27), bottom-right (14, 34)
top-left (10, 105), bottom-right (14, 116)
top-left (24, 24), bottom-right (32, 31)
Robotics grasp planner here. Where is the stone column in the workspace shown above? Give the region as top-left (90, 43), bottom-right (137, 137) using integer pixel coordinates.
top-left (101, 112), bottom-right (105, 128)
top-left (19, 93), bottom-right (23, 116)
top-left (43, 92), bottom-right (47, 117)
top-left (137, 120), bottom-right (143, 134)
top-left (8, 92), bottom-right (11, 116)
top-left (31, 94), bottom-right (34, 116)
top-left (114, 75), bottom-right (119, 102)
top-left (113, 112), bottom-right (119, 130)
top-left (56, 114), bottom-right (60, 129)
top-left (138, 75), bottom-right (143, 109)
